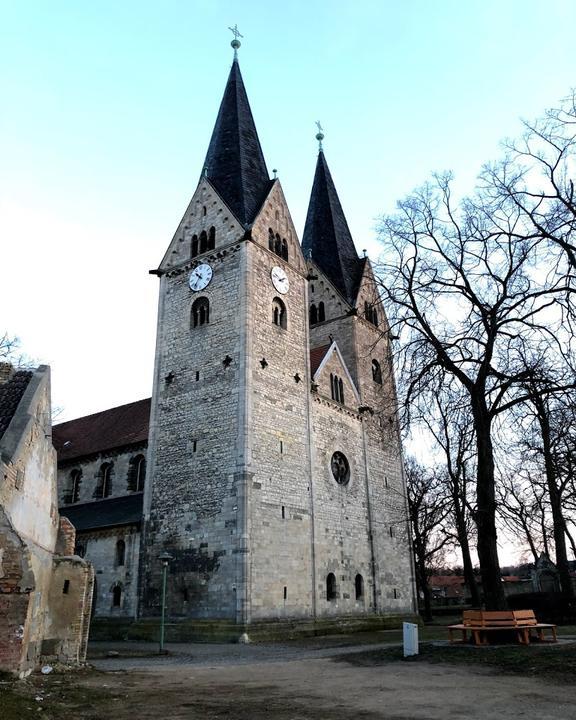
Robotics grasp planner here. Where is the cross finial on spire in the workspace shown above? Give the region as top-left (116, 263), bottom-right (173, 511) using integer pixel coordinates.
top-left (229, 24), bottom-right (243, 60)
top-left (315, 121), bottom-right (324, 152)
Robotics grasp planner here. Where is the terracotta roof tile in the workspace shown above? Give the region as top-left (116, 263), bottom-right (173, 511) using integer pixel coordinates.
top-left (0, 369), bottom-right (33, 441)
top-left (53, 398), bottom-right (151, 462)
top-left (310, 344), bottom-right (331, 376)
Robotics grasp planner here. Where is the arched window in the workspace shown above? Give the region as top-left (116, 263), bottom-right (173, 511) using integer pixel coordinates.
top-left (364, 301), bottom-right (370, 319)
top-left (355, 574), bottom-right (364, 600)
top-left (115, 539), bottom-right (125, 567)
top-left (128, 454), bottom-right (146, 492)
top-left (65, 469), bottom-right (82, 504)
top-left (268, 228), bottom-right (275, 251)
top-left (281, 239), bottom-right (289, 261)
top-left (199, 230), bottom-right (208, 254)
top-left (95, 463), bottom-right (113, 499)
top-left (191, 297), bottom-right (210, 328)
top-left (326, 573), bottom-right (337, 601)
top-left (112, 584), bottom-right (122, 608)
top-left (318, 302), bottom-right (325, 322)
top-left (208, 226), bottom-right (216, 250)
top-left (373, 309), bottom-right (378, 327)
top-left (202, 205), bottom-right (207, 216)
top-left (330, 374), bottom-right (345, 404)
top-left (272, 297), bottom-right (287, 330)
top-left (274, 233), bottom-right (282, 256)
top-left (309, 304), bottom-right (318, 325)
top-left (191, 234), bottom-right (198, 258)
top-left (372, 359), bottom-right (382, 384)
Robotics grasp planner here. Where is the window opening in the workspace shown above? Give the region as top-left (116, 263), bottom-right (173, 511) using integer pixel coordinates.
top-left (355, 574), bottom-right (364, 600)
top-left (331, 452), bottom-right (350, 485)
top-left (63, 580), bottom-right (70, 595)
top-left (318, 302), bottom-right (325, 322)
top-left (326, 573), bottom-right (337, 601)
top-left (309, 304), bottom-right (318, 325)
top-left (272, 297), bottom-right (287, 329)
top-left (199, 230), bottom-right (208, 253)
top-left (192, 297), bottom-right (210, 327)
top-left (191, 234), bottom-right (199, 258)
top-left (372, 359), bottom-right (383, 384)
top-left (116, 539), bottom-right (126, 567)
top-left (283, 586), bottom-right (287, 600)
top-left (208, 226), bottom-right (216, 250)
top-left (112, 585), bottom-right (122, 607)
top-left (281, 505), bottom-right (285, 519)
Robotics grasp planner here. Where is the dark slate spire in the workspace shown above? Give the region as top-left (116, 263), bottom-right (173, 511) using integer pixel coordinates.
top-left (202, 59), bottom-right (271, 227)
top-left (302, 150), bottom-right (364, 304)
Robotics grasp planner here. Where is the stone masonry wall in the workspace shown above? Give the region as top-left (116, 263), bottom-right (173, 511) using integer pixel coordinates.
top-left (142, 179), bottom-right (249, 621)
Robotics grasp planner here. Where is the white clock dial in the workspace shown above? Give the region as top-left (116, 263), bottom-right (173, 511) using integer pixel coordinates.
top-left (188, 263), bottom-right (213, 292)
top-left (271, 266), bottom-right (289, 295)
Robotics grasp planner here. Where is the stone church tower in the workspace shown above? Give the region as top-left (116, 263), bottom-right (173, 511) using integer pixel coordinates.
top-left (140, 47), bottom-right (416, 637)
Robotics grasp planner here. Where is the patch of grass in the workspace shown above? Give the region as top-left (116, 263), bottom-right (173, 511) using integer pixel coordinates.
top-left (334, 641), bottom-right (576, 684)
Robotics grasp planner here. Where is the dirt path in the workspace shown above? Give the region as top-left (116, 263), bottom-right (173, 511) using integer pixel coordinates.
top-left (69, 654), bottom-right (575, 720)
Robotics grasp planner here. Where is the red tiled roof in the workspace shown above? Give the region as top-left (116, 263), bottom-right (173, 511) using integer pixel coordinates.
top-left (310, 344), bottom-right (331, 376)
top-left (429, 575), bottom-right (465, 587)
top-left (52, 398), bottom-right (151, 462)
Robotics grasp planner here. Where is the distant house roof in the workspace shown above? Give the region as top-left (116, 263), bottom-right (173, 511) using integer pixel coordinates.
top-left (59, 493), bottom-right (143, 532)
top-left (310, 345), bottom-right (331, 375)
top-left (0, 368), bottom-right (33, 442)
top-left (53, 398), bottom-right (151, 462)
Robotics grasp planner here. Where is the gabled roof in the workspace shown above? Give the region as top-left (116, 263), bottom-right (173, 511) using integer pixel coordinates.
top-left (0, 367), bottom-right (33, 442)
top-left (53, 398), bottom-right (151, 462)
top-left (202, 59), bottom-right (272, 227)
top-left (60, 493), bottom-right (143, 532)
top-left (302, 151), bottom-right (365, 304)
top-left (311, 340), bottom-right (361, 404)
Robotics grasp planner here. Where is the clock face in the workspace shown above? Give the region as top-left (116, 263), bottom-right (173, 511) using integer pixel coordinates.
top-left (271, 266), bottom-right (289, 295)
top-left (188, 263), bottom-right (213, 292)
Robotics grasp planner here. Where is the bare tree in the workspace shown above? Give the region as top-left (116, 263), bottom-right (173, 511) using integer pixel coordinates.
top-left (405, 458), bottom-right (452, 621)
top-left (378, 173), bottom-right (571, 609)
top-left (481, 91), bottom-right (576, 271)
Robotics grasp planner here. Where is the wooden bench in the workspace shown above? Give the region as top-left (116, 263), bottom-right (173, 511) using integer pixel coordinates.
top-left (447, 609), bottom-right (557, 646)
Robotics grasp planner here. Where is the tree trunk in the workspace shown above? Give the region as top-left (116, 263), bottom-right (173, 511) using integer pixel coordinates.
top-left (534, 393), bottom-right (575, 599)
top-left (471, 395), bottom-right (506, 610)
top-left (415, 554), bottom-right (433, 622)
top-left (452, 497), bottom-right (481, 606)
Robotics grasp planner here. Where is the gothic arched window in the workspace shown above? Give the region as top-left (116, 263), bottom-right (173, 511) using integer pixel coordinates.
top-left (268, 228), bottom-right (275, 251)
top-left (208, 226), bottom-right (216, 250)
top-left (115, 539), bottom-right (125, 567)
top-left (274, 233), bottom-right (282, 256)
top-left (192, 297), bottom-right (210, 328)
top-left (281, 239), bottom-right (289, 261)
top-left (309, 304), bottom-right (318, 325)
top-left (191, 234), bottom-right (198, 258)
top-left (318, 302), bottom-right (325, 322)
top-left (372, 359), bottom-right (382, 384)
top-left (326, 573), bottom-right (337, 601)
top-left (199, 230), bottom-right (208, 254)
top-left (339, 378), bottom-right (344, 404)
top-left (272, 297), bottom-right (287, 330)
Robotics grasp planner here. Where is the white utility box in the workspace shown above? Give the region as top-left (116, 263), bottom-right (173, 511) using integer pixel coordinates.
top-left (403, 622), bottom-right (419, 657)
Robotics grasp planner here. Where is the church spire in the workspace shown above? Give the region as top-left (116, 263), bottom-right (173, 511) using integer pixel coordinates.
top-left (201, 43), bottom-right (271, 228)
top-left (302, 143), bottom-right (364, 304)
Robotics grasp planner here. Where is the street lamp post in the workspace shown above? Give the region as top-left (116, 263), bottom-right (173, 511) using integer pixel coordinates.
top-left (158, 552), bottom-right (173, 654)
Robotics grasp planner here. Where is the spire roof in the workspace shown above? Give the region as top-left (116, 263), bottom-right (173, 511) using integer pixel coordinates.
top-left (302, 150), bottom-right (364, 304)
top-left (202, 59), bottom-right (272, 227)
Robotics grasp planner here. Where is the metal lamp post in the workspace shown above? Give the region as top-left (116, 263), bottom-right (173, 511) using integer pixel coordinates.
top-left (158, 552), bottom-right (173, 654)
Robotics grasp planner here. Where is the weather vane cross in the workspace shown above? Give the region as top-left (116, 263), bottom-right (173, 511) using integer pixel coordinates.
top-left (229, 24), bottom-right (243, 59)
top-left (315, 121), bottom-right (325, 151)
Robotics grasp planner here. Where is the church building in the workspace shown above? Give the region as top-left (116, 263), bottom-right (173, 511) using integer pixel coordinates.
top-left (52, 40), bottom-right (416, 639)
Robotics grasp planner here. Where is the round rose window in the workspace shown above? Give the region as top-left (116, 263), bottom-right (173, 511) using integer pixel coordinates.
top-left (331, 452), bottom-right (350, 485)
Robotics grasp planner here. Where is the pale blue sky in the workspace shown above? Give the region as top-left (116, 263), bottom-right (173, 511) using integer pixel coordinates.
top-left (2, 0), bottom-right (575, 424)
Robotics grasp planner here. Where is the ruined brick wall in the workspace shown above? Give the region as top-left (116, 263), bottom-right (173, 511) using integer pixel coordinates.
top-left (42, 557), bottom-right (94, 664)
